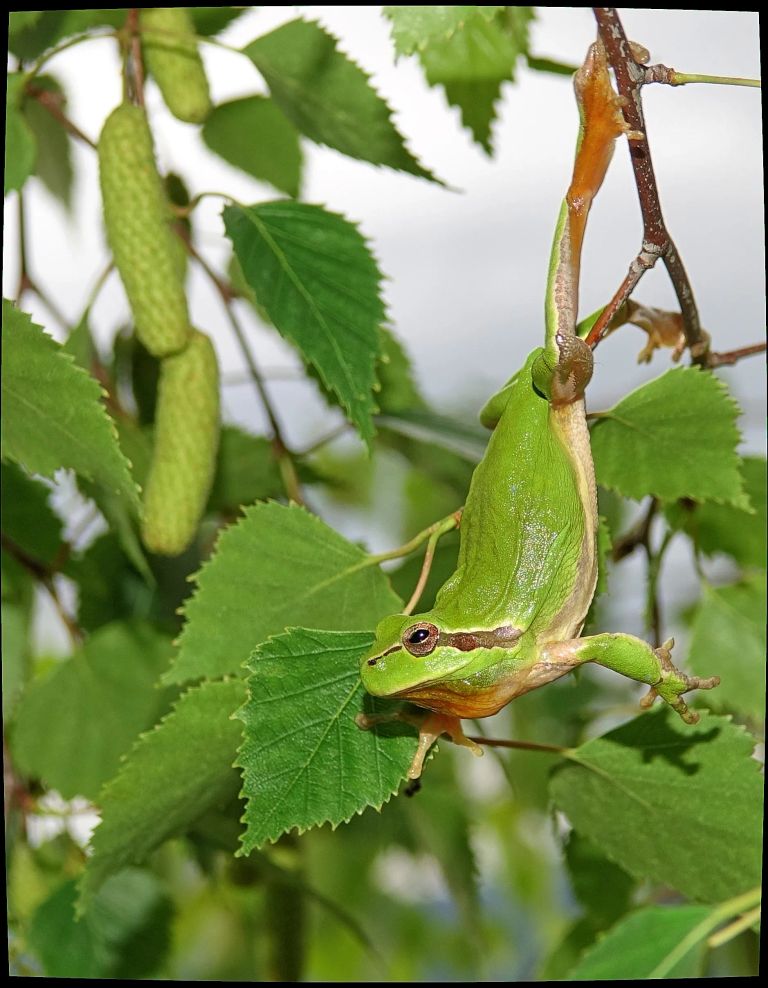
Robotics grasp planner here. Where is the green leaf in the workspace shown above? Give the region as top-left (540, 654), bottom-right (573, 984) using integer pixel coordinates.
top-left (383, 6), bottom-right (504, 56)
top-left (8, 10), bottom-right (127, 61)
top-left (564, 833), bottom-right (635, 928)
top-left (549, 709), bottom-right (762, 903)
top-left (79, 678), bottom-right (246, 905)
top-left (591, 367), bottom-right (747, 506)
top-left (565, 904), bottom-right (711, 980)
top-left (11, 621), bottom-right (175, 800)
top-left (237, 628), bottom-right (417, 851)
top-left (223, 201), bottom-right (386, 443)
top-left (188, 6), bottom-right (247, 37)
top-left (29, 870), bottom-right (172, 979)
top-left (64, 533), bottom-right (152, 633)
top-left (166, 501), bottom-right (402, 683)
top-left (5, 74), bottom-right (37, 194)
top-left (21, 75), bottom-right (74, 210)
top-left (1, 302), bottom-right (140, 512)
top-left (207, 426), bottom-right (284, 512)
top-left (375, 326), bottom-right (425, 415)
top-left (203, 96), bottom-right (302, 197)
top-left (665, 456), bottom-right (766, 569)
top-left (416, 7), bottom-right (533, 152)
top-left (243, 18), bottom-right (438, 181)
top-left (686, 575), bottom-right (766, 720)
top-left (1, 462), bottom-right (62, 565)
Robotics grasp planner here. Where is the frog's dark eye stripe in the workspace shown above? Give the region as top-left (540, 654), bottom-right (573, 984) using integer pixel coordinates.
top-left (402, 622), bottom-right (439, 657)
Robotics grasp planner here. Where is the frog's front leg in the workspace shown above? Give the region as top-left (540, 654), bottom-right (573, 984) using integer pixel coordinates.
top-left (356, 708), bottom-right (483, 780)
top-left (540, 633), bottom-right (719, 723)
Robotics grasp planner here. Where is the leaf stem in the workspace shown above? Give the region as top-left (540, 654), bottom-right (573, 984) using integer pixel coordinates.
top-left (365, 511), bottom-right (462, 568)
top-left (705, 342), bottom-right (766, 368)
top-left (645, 65), bottom-right (761, 89)
top-left (648, 886), bottom-right (761, 978)
top-left (466, 735), bottom-right (568, 755)
top-left (26, 29), bottom-right (113, 82)
top-left (26, 82), bottom-right (97, 149)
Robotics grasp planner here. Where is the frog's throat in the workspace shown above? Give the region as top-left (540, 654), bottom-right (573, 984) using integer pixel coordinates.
top-left (364, 624), bottom-right (522, 668)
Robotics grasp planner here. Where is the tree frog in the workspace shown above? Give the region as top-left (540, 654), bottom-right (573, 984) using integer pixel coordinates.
top-left (358, 42), bottom-right (719, 780)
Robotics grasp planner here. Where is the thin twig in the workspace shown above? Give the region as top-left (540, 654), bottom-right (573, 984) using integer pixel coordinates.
top-left (125, 8), bottom-right (145, 107)
top-left (188, 244), bottom-right (305, 505)
top-left (612, 497), bottom-right (658, 563)
top-left (588, 9), bottom-right (707, 363)
top-left (705, 342), bottom-right (766, 368)
top-left (1, 533), bottom-right (83, 646)
top-left (466, 735), bottom-right (567, 755)
top-left (644, 64), bottom-right (761, 89)
top-left (26, 84), bottom-right (97, 149)
top-left (16, 191), bottom-right (71, 331)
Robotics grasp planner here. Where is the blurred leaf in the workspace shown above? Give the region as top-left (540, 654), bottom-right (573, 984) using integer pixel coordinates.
top-left (384, 6), bottom-right (504, 56)
top-left (21, 75), bottom-right (74, 209)
top-left (203, 96), bottom-right (302, 197)
top-left (188, 6), bottom-right (248, 37)
top-left (29, 870), bottom-right (172, 979)
top-left (665, 456), bottom-right (766, 569)
top-left (223, 201), bottom-right (386, 444)
top-left (2, 598), bottom-right (33, 720)
top-left (375, 327), bottom-right (424, 415)
top-left (550, 709), bottom-right (763, 903)
top-left (564, 833), bottom-right (634, 928)
top-left (78, 476), bottom-right (153, 586)
top-left (415, 7), bottom-right (533, 152)
top-left (1, 461), bottom-right (62, 564)
top-left (1, 302), bottom-right (140, 512)
top-left (80, 678), bottom-right (246, 905)
top-left (166, 501), bottom-right (402, 683)
top-left (11, 620), bottom-right (176, 799)
top-left (62, 311), bottom-right (97, 371)
top-left (237, 628), bottom-right (416, 851)
top-left (207, 426), bottom-right (284, 512)
top-left (8, 9), bottom-right (126, 61)
top-left (686, 575), bottom-right (766, 720)
top-left (244, 18), bottom-right (439, 181)
top-left (565, 904), bottom-right (713, 980)
top-left (5, 74), bottom-right (37, 194)
top-left (64, 532), bottom-right (152, 632)
top-left (591, 367), bottom-right (747, 506)
top-left (377, 408), bottom-right (487, 462)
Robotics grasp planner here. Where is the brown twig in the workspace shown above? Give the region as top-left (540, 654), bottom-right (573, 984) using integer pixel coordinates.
top-left (15, 192), bottom-right (70, 331)
top-left (124, 8), bottom-right (146, 107)
top-left (588, 9), bottom-right (707, 363)
top-left (187, 243), bottom-right (305, 506)
top-left (611, 497), bottom-right (658, 563)
top-left (466, 736), bottom-right (567, 755)
top-left (705, 342), bottom-right (766, 368)
top-left (26, 84), bottom-right (97, 149)
top-left (1, 533), bottom-right (83, 646)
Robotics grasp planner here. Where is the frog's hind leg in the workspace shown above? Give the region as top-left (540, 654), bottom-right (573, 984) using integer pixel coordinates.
top-left (540, 633), bottom-right (719, 724)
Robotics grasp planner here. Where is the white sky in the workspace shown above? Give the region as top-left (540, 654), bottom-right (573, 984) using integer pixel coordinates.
top-left (4, 7), bottom-right (765, 648)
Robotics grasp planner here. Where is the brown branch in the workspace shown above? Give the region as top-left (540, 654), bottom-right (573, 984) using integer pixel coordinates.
top-left (612, 497), bottom-right (658, 563)
top-left (588, 9), bottom-right (707, 362)
top-left (705, 341), bottom-right (766, 368)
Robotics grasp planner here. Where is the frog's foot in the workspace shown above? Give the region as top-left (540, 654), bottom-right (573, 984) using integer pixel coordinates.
top-left (640, 638), bottom-right (720, 724)
top-left (408, 713), bottom-right (483, 781)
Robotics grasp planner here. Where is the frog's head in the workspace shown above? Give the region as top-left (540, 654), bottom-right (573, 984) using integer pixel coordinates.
top-left (360, 612), bottom-right (482, 700)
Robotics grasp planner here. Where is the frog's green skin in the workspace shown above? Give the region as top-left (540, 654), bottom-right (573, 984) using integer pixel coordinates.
top-left (359, 46), bottom-right (718, 779)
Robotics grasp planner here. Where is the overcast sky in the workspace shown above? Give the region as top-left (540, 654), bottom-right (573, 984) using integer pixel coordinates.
top-left (4, 7), bottom-right (764, 647)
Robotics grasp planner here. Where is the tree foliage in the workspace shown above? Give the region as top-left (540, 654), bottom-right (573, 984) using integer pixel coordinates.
top-left (3, 7), bottom-right (763, 982)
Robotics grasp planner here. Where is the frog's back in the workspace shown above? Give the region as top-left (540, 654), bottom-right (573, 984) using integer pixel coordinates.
top-left (430, 351), bottom-right (596, 639)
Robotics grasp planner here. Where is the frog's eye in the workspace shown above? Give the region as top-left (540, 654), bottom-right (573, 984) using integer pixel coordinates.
top-left (402, 622), bottom-right (439, 657)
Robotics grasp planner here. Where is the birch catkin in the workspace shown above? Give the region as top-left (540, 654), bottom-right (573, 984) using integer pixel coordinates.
top-left (141, 330), bottom-right (220, 556)
top-left (141, 7), bottom-right (212, 124)
top-left (98, 103), bottom-right (191, 357)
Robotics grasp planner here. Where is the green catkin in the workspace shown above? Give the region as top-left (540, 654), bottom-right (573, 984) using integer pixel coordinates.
top-left (141, 330), bottom-right (220, 556)
top-left (98, 103), bottom-right (191, 357)
top-left (141, 7), bottom-right (212, 124)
